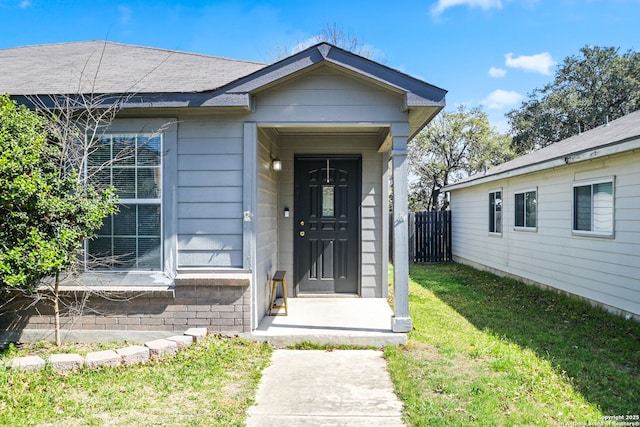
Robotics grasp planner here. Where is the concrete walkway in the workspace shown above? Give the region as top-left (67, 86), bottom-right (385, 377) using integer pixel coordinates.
top-left (246, 349), bottom-right (405, 426)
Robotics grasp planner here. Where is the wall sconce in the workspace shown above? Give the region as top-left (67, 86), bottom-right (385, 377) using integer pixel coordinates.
top-left (271, 156), bottom-right (282, 171)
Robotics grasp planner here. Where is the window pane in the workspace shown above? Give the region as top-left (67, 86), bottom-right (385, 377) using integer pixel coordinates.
top-left (138, 204), bottom-right (161, 236)
top-left (87, 168), bottom-right (111, 191)
top-left (96, 213), bottom-right (112, 236)
top-left (137, 136), bottom-right (161, 166)
top-left (112, 136), bottom-right (136, 165)
top-left (113, 205), bottom-right (137, 236)
top-left (138, 237), bottom-right (161, 269)
top-left (113, 237), bottom-right (136, 268)
top-left (495, 191), bottom-right (502, 232)
top-left (88, 237), bottom-right (112, 259)
top-left (88, 137), bottom-right (111, 167)
top-left (322, 186), bottom-right (335, 217)
top-left (489, 193), bottom-right (496, 232)
top-left (514, 193), bottom-right (525, 227)
top-left (593, 182), bottom-right (613, 232)
top-left (525, 191), bottom-right (537, 228)
top-left (113, 168), bottom-right (136, 198)
top-left (574, 185), bottom-right (592, 231)
top-left (137, 168), bottom-right (161, 198)
top-left (85, 132), bottom-right (162, 272)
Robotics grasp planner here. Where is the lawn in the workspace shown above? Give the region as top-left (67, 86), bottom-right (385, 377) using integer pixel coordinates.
top-left (385, 263), bottom-right (640, 426)
top-left (0, 336), bottom-right (272, 426)
top-left (2, 263), bottom-right (639, 426)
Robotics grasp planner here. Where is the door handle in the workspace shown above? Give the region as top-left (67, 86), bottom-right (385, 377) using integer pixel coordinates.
top-left (299, 231), bottom-right (305, 237)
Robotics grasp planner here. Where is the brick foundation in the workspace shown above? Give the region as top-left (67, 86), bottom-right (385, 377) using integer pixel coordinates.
top-left (0, 274), bottom-right (252, 341)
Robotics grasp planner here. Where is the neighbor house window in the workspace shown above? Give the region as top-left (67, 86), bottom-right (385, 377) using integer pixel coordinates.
top-left (86, 134), bottom-right (162, 270)
top-left (514, 189), bottom-right (537, 229)
top-left (489, 190), bottom-right (502, 234)
top-left (573, 179), bottom-right (614, 236)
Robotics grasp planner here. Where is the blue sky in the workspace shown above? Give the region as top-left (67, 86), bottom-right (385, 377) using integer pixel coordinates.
top-left (1, 0), bottom-right (638, 131)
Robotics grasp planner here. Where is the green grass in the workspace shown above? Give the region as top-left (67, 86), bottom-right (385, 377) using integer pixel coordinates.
top-left (0, 335), bottom-right (272, 426)
top-left (3, 263), bottom-right (639, 426)
top-left (385, 263), bottom-right (640, 426)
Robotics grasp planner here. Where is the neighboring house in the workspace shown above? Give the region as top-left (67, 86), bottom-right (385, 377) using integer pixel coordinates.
top-left (443, 111), bottom-right (640, 318)
top-left (0, 41), bottom-right (446, 339)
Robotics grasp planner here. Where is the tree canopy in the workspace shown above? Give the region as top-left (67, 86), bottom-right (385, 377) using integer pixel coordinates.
top-left (507, 46), bottom-right (640, 153)
top-left (408, 106), bottom-right (513, 211)
top-left (0, 94), bottom-right (116, 291)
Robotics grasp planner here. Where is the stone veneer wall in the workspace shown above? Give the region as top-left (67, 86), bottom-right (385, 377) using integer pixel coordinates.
top-left (0, 275), bottom-right (251, 340)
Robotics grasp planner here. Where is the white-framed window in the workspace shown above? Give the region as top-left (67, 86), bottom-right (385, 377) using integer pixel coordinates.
top-left (514, 188), bottom-right (537, 230)
top-left (489, 189), bottom-right (502, 234)
top-left (573, 178), bottom-right (614, 237)
top-left (86, 134), bottom-right (162, 270)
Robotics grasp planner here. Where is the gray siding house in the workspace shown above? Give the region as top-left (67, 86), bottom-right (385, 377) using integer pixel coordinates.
top-left (444, 111), bottom-right (640, 319)
top-left (0, 41), bottom-right (446, 339)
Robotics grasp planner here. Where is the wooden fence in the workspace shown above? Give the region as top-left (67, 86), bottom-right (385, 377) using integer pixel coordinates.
top-left (390, 210), bottom-right (452, 263)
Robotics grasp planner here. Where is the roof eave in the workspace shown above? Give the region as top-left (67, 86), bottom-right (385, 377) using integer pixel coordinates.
top-left (11, 92), bottom-right (254, 111)
top-left (443, 136), bottom-right (640, 192)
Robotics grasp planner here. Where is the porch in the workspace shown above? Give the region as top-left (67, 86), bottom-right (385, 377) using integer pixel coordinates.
top-left (248, 298), bottom-right (407, 347)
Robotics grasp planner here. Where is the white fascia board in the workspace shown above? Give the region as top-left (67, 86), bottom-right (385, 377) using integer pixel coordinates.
top-left (444, 138), bottom-right (640, 192)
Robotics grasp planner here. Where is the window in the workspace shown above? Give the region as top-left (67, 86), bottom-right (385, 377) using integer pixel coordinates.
top-left (86, 134), bottom-right (162, 270)
top-left (489, 190), bottom-right (502, 234)
top-left (514, 189), bottom-right (537, 229)
top-left (322, 185), bottom-right (335, 217)
top-left (573, 180), bottom-right (614, 235)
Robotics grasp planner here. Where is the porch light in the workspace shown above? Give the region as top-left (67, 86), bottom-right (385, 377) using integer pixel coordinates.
top-left (272, 157), bottom-right (282, 171)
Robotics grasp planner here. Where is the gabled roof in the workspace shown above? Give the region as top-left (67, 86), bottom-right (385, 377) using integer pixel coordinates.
top-left (0, 40), bottom-right (266, 95)
top-left (444, 109), bottom-right (640, 191)
top-left (2, 41), bottom-right (446, 137)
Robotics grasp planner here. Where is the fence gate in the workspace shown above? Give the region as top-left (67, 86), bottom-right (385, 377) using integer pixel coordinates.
top-left (409, 210), bottom-right (452, 263)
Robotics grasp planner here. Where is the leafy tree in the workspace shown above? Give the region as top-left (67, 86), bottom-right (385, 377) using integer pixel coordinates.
top-left (0, 94), bottom-right (117, 344)
top-left (408, 106), bottom-right (513, 211)
top-left (507, 46), bottom-right (640, 153)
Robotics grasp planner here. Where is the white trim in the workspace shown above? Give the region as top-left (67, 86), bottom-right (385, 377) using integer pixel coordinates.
top-left (488, 188), bottom-right (503, 236)
top-left (571, 176), bottom-right (615, 238)
top-left (443, 138), bottom-right (640, 192)
top-left (513, 187), bottom-right (538, 232)
top-left (83, 117), bottom-right (178, 280)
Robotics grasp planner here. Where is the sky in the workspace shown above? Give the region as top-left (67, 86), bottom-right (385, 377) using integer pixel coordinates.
top-left (1, 0), bottom-right (638, 131)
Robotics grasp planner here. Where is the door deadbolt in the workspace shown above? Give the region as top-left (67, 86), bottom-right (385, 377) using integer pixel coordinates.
top-left (299, 220), bottom-right (305, 226)
top-left (299, 231), bottom-right (305, 237)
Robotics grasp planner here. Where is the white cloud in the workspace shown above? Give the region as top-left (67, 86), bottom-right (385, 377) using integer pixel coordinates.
top-left (291, 36), bottom-right (324, 54)
top-left (505, 52), bottom-right (556, 75)
top-left (431, 0), bottom-right (502, 15)
top-left (19, 0), bottom-right (29, 7)
top-left (118, 5), bottom-right (132, 25)
top-left (488, 66), bottom-right (507, 78)
top-left (481, 89), bottom-right (523, 110)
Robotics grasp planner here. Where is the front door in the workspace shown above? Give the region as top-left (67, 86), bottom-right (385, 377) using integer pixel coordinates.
top-left (294, 156), bottom-right (360, 294)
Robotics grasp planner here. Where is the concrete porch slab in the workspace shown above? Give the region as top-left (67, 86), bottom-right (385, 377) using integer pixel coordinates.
top-left (248, 298), bottom-right (407, 347)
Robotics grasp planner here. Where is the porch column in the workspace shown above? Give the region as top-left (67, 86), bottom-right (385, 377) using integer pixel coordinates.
top-left (391, 123), bottom-right (412, 333)
top-left (243, 122), bottom-right (258, 329)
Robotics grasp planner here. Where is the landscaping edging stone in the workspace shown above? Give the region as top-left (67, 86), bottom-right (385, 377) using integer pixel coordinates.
top-left (145, 339), bottom-right (178, 358)
top-left (116, 345), bottom-right (150, 366)
top-left (10, 355), bottom-right (46, 372)
top-left (49, 353), bottom-right (84, 373)
top-left (7, 327), bottom-right (210, 373)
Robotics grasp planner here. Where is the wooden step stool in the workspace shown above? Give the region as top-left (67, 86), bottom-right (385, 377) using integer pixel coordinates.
top-left (269, 270), bottom-right (288, 316)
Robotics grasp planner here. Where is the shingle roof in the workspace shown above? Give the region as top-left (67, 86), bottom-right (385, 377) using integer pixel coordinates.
top-left (0, 41), bottom-right (267, 95)
top-left (445, 109), bottom-right (640, 190)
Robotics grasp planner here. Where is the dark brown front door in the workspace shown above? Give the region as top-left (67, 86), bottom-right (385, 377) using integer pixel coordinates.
top-left (294, 156), bottom-right (360, 294)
